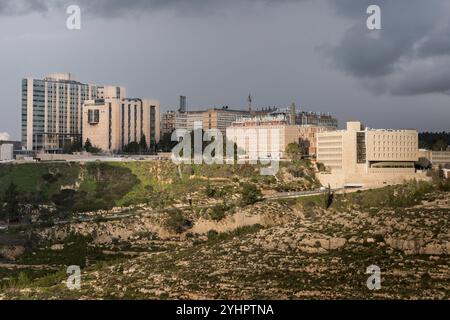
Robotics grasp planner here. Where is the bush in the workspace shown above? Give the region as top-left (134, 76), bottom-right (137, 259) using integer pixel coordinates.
top-left (240, 183), bottom-right (263, 206)
top-left (207, 230), bottom-right (219, 241)
top-left (209, 203), bottom-right (232, 221)
top-left (165, 209), bottom-right (192, 234)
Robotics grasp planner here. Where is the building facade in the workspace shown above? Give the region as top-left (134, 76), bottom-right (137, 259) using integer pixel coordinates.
top-left (297, 126), bottom-right (334, 157)
top-left (175, 107), bottom-right (253, 135)
top-left (202, 108), bottom-right (253, 134)
top-left (317, 121), bottom-right (418, 174)
top-left (430, 151), bottom-right (450, 168)
top-left (21, 73), bottom-right (124, 152)
top-left (296, 111), bottom-right (338, 129)
top-left (97, 86), bottom-right (126, 100)
top-left (161, 110), bottom-right (176, 135)
top-left (82, 98), bottom-right (160, 152)
top-left (22, 73), bottom-right (96, 151)
top-left (316, 121), bottom-right (424, 188)
top-left (227, 115), bottom-right (308, 159)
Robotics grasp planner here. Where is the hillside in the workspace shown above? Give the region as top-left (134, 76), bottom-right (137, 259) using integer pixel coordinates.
top-left (0, 169), bottom-right (449, 299)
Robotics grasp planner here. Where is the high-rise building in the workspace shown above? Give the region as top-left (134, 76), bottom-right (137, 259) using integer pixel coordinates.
top-left (22, 73), bottom-right (96, 151)
top-left (21, 73), bottom-right (124, 152)
top-left (82, 98), bottom-right (160, 152)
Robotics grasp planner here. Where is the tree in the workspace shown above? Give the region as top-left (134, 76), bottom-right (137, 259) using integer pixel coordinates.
top-left (286, 143), bottom-right (302, 161)
top-left (139, 134), bottom-right (148, 152)
top-left (123, 141), bottom-right (140, 154)
top-left (63, 139), bottom-right (82, 154)
top-left (240, 183), bottom-right (262, 206)
top-left (84, 138), bottom-right (92, 152)
top-left (84, 138), bottom-right (102, 153)
top-left (432, 139), bottom-right (448, 151)
top-left (158, 132), bottom-right (177, 152)
top-left (3, 182), bottom-right (20, 225)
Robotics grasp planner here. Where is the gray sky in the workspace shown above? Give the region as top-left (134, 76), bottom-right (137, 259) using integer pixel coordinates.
top-left (1, 0), bottom-right (449, 140)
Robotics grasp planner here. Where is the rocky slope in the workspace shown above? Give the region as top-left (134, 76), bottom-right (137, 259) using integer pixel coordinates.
top-left (1, 187), bottom-right (448, 300)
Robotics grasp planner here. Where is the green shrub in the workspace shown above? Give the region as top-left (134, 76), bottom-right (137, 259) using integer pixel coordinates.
top-left (240, 183), bottom-right (263, 206)
top-left (209, 203), bottom-right (232, 221)
top-left (165, 209), bottom-right (192, 234)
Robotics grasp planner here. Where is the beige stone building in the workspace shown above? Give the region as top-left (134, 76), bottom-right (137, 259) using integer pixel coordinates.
top-left (433, 151), bottom-right (450, 167)
top-left (316, 121), bottom-right (426, 188)
top-left (297, 126), bottom-right (334, 156)
top-left (226, 114), bottom-right (335, 159)
top-left (82, 98), bottom-right (160, 152)
top-left (227, 115), bottom-right (303, 159)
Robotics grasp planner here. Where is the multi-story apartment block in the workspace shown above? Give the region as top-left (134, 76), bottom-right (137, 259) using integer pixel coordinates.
top-left (316, 121), bottom-right (423, 188)
top-left (82, 98), bottom-right (160, 152)
top-left (21, 73), bottom-right (123, 152)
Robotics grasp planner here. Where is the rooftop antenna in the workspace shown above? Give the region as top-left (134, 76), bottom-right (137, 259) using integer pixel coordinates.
top-left (248, 94), bottom-right (252, 113)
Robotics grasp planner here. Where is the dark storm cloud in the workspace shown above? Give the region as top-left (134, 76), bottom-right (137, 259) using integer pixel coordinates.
top-left (325, 0), bottom-right (450, 96)
top-left (0, 0), bottom-right (298, 17)
top-left (0, 0), bottom-right (48, 15)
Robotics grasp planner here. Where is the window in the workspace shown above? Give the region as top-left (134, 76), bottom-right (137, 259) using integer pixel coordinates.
top-left (88, 109), bottom-right (99, 124)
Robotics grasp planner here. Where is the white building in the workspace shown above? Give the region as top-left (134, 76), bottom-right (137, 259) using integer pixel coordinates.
top-left (0, 144), bottom-right (14, 161)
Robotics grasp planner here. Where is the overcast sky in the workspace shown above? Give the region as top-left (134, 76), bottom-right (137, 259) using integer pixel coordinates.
top-left (1, 0), bottom-right (449, 140)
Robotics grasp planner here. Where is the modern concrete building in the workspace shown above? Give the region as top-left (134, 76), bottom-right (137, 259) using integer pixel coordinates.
top-left (316, 121), bottom-right (425, 188)
top-left (21, 73), bottom-right (123, 152)
top-left (82, 98), bottom-right (160, 152)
